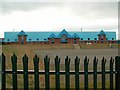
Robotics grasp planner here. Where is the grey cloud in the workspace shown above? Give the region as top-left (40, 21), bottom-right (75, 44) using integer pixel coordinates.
top-left (1, 2), bottom-right (64, 14)
top-left (0, 2), bottom-right (118, 31)
top-left (69, 2), bottom-right (118, 19)
top-left (0, 2), bottom-right (118, 19)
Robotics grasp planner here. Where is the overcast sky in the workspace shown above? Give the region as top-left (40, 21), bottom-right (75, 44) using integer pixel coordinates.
top-left (0, 1), bottom-right (119, 39)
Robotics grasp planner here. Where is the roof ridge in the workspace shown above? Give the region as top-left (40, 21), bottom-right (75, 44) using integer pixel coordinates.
top-left (18, 30), bottom-right (27, 36)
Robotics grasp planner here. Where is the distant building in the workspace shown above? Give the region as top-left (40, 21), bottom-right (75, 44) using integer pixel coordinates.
top-left (3, 29), bottom-right (117, 44)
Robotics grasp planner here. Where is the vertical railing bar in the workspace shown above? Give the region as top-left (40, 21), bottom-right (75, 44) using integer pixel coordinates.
top-left (11, 54), bottom-right (17, 90)
top-left (44, 55), bottom-right (50, 90)
top-left (84, 56), bottom-right (89, 90)
top-left (55, 56), bottom-right (60, 90)
top-left (33, 55), bottom-right (39, 89)
top-left (2, 53), bottom-right (6, 89)
top-left (93, 57), bottom-right (98, 90)
top-left (23, 54), bottom-right (28, 90)
top-left (102, 57), bottom-right (106, 90)
top-left (65, 56), bottom-right (70, 90)
top-left (110, 57), bottom-right (114, 90)
top-left (115, 56), bottom-right (120, 90)
top-left (75, 56), bottom-right (80, 90)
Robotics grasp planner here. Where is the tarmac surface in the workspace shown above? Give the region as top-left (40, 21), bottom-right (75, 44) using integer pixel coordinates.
top-left (34, 48), bottom-right (119, 70)
top-left (34, 48), bottom-right (119, 62)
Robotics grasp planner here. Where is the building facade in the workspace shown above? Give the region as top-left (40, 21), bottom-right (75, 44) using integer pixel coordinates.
top-left (3, 29), bottom-right (116, 44)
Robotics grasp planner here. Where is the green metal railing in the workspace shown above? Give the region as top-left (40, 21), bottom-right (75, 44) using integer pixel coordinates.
top-left (1, 53), bottom-right (120, 89)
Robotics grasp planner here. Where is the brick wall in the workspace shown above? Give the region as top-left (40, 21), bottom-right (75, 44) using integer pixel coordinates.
top-left (18, 35), bottom-right (27, 44)
top-left (24, 36), bottom-right (27, 44)
top-left (18, 36), bottom-right (21, 44)
top-left (70, 38), bottom-right (80, 44)
top-left (98, 35), bottom-right (106, 43)
top-left (54, 38), bottom-right (61, 44)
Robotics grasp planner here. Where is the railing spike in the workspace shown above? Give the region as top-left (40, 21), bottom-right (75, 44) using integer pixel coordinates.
top-left (46, 55), bottom-right (48, 58)
top-left (55, 56), bottom-right (60, 64)
top-left (44, 55), bottom-right (50, 63)
top-left (85, 56), bottom-right (87, 59)
top-left (94, 56), bottom-right (96, 60)
top-left (35, 54), bottom-right (37, 57)
top-left (56, 55), bottom-right (58, 58)
top-left (75, 56), bottom-right (80, 65)
top-left (2, 53), bottom-right (5, 57)
top-left (75, 56), bottom-right (78, 59)
top-left (94, 57), bottom-right (98, 64)
top-left (111, 57), bottom-right (112, 60)
top-left (66, 56), bottom-right (68, 59)
top-left (111, 57), bottom-right (114, 64)
top-left (103, 57), bottom-right (104, 60)
top-left (55, 55), bottom-right (58, 60)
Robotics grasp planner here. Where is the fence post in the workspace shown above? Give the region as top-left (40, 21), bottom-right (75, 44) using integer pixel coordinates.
top-left (84, 56), bottom-right (89, 90)
top-left (102, 57), bottom-right (106, 90)
top-left (75, 56), bottom-right (80, 90)
top-left (23, 54), bottom-right (28, 90)
top-left (55, 56), bottom-right (60, 90)
top-left (115, 56), bottom-right (120, 90)
top-left (110, 57), bottom-right (114, 90)
top-left (65, 56), bottom-right (70, 90)
top-left (93, 57), bottom-right (98, 90)
top-left (44, 55), bottom-right (50, 90)
top-left (33, 55), bottom-right (39, 89)
top-left (11, 54), bottom-right (17, 90)
top-left (2, 53), bottom-right (6, 89)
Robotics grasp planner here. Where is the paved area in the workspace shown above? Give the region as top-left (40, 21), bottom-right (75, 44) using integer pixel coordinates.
top-left (34, 48), bottom-right (119, 70)
top-left (34, 49), bottom-right (118, 61)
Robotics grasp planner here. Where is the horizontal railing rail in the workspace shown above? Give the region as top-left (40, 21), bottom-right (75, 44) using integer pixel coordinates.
top-left (3, 70), bottom-right (117, 74)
